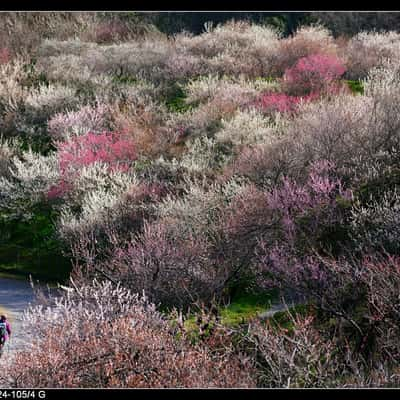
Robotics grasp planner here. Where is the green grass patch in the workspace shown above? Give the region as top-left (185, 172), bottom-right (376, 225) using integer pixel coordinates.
top-left (164, 85), bottom-right (194, 113)
top-left (181, 290), bottom-right (279, 338)
top-left (180, 296), bottom-right (314, 345)
top-left (268, 303), bottom-right (314, 331)
top-left (345, 80), bottom-right (364, 94)
top-left (219, 290), bottom-right (278, 326)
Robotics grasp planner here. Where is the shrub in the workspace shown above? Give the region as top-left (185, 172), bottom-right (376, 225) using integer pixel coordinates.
top-left (36, 38), bottom-right (175, 86)
top-left (57, 131), bottom-right (137, 175)
top-left (185, 75), bottom-right (280, 106)
top-left (37, 38), bottom-right (97, 58)
top-left (222, 160), bottom-right (352, 268)
top-left (185, 74), bottom-right (227, 105)
top-left (169, 81), bottom-right (257, 140)
top-left (107, 221), bottom-right (220, 307)
top-left (283, 53), bottom-right (346, 96)
top-left (155, 178), bottom-right (243, 241)
top-left (264, 160), bottom-right (352, 249)
top-left (57, 171), bottom-right (140, 242)
top-left (110, 99), bottom-right (171, 159)
top-left (220, 183), bottom-right (277, 268)
top-left (176, 20), bottom-right (280, 59)
top-left (55, 166), bottom-right (147, 259)
top-left (244, 315), bottom-right (351, 387)
top-left (216, 109), bottom-right (282, 147)
top-left (175, 21), bottom-right (282, 78)
top-left (94, 39), bottom-right (175, 83)
top-left (344, 31), bottom-right (400, 80)
top-left (283, 61), bottom-right (400, 181)
top-left (350, 189), bottom-right (400, 254)
top-left (5, 82), bottom-right (82, 138)
top-left (274, 25), bottom-right (339, 76)
top-left (0, 47), bottom-right (10, 64)
top-left (104, 179), bottom-right (246, 306)
top-left (0, 12), bottom-right (98, 57)
top-left (251, 92), bottom-right (318, 116)
top-left (0, 137), bottom-right (17, 179)
top-left (0, 59), bottom-right (30, 136)
top-left (0, 149), bottom-right (60, 218)
top-left (48, 103), bottom-right (111, 141)
top-left (163, 53), bottom-right (207, 82)
top-left (56, 162), bottom-right (136, 205)
top-left (58, 181), bottom-right (167, 270)
top-left (255, 251), bottom-right (400, 369)
top-left (92, 20), bottom-right (136, 44)
top-left (284, 93), bottom-right (376, 177)
top-left (79, 177), bottom-right (246, 306)
top-left (179, 137), bottom-right (230, 176)
top-left (36, 54), bottom-right (105, 88)
top-left (223, 138), bottom-right (294, 188)
top-left (133, 156), bottom-right (187, 189)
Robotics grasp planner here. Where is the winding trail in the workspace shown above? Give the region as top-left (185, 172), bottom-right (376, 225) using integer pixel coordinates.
top-left (0, 276), bottom-right (301, 361)
top-left (258, 292), bottom-right (305, 320)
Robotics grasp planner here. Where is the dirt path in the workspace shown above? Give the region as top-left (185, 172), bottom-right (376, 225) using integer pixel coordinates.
top-left (258, 292), bottom-right (305, 320)
top-left (0, 277), bottom-right (300, 354)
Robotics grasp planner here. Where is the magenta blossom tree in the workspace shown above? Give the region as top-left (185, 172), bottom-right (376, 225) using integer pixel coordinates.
top-left (57, 131), bottom-right (137, 174)
top-left (251, 92), bottom-right (320, 116)
top-left (46, 131), bottom-right (137, 200)
top-left (283, 53), bottom-right (346, 96)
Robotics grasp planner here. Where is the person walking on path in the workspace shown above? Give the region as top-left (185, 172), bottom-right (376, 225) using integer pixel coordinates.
top-left (0, 315), bottom-right (11, 358)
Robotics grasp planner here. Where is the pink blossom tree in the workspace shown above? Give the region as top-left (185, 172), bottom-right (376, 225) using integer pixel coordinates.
top-left (283, 53), bottom-right (346, 96)
top-left (57, 131), bottom-right (137, 175)
top-left (0, 47), bottom-right (10, 64)
top-left (46, 131), bottom-right (136, 200)
top-left (251, 91), bottom-right (319, 116)
top-left (223, 160), bottom-right (352, 259)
